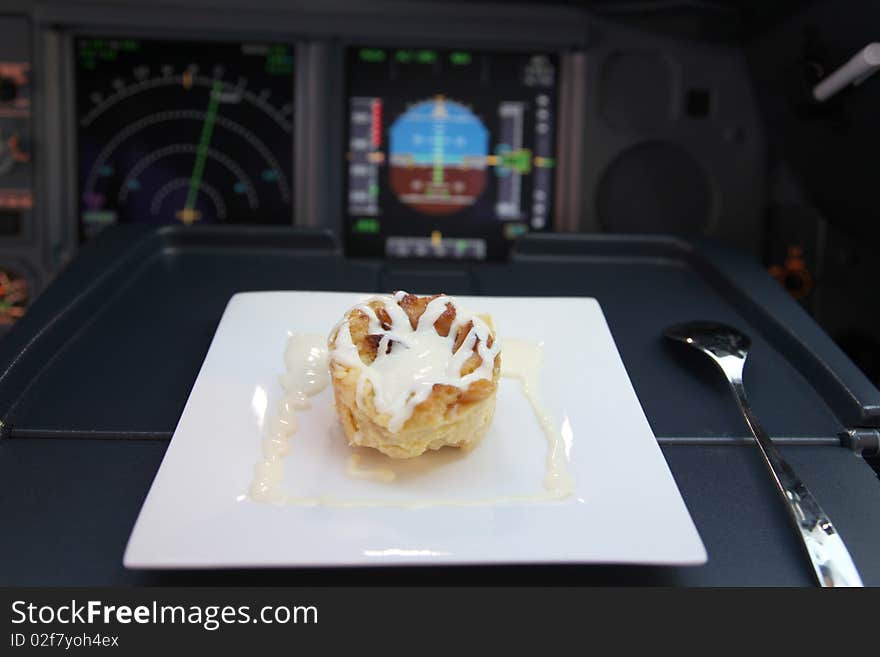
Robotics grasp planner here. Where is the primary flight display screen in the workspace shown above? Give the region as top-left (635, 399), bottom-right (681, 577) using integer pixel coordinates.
top-left (345, 46), bottom-right (558, 260)
top-left (75, 37), bottom-right (294, 240)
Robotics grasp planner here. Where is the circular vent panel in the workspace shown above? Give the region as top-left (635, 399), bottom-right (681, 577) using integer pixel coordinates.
top-left (596, 142), bottom-right (712, 234)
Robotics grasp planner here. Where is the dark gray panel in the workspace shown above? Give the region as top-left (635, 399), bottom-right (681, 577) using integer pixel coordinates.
top-left (599, 52), bottom-right (672, 131)
top-left (0, 228), bottom-right (853, 440)
top-left (660, 444), bottom-right (880, 586)
top-left (580, 17), bottom-right (766, 252)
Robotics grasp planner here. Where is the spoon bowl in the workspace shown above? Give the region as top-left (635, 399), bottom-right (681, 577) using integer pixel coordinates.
top-left (664, 321), bottom-right (750, 359)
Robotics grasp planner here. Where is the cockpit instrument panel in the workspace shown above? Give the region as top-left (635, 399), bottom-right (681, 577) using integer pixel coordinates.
top-left (345, 46), bottom-right (558, 260)
top-left (75, 37), bottom-right (294, 240)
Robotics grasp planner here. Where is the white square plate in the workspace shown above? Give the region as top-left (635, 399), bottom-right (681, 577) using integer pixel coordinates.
top-left (124, 292), bottom-right (706, 568)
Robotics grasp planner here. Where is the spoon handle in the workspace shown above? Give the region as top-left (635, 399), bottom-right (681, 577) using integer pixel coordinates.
top-left (728, 378), bottom-right (864, 587)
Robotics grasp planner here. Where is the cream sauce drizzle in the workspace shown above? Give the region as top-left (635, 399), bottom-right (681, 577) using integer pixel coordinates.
top-left (252, 490), bottom-right (571, 509)
top-left (248, 330), bottom-right (576, 506)
top-left (346, 453), bottom-right (397, 483)
top-left (248, 333), bottom-right (329, 504)
top-left (500, 338), bottom-right (576, 494)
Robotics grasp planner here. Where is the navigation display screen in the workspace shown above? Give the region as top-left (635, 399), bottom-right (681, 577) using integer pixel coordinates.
top-left (75, 37), bottom-right (294, 240)
top-left (345, 46), bottom-right (558, 260)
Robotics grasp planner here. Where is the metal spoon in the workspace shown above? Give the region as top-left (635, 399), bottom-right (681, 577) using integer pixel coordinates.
top-left (664, 321), bottom-right (863, 587)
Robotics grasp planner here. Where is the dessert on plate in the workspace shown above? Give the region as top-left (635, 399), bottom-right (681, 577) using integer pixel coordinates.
top-left (327, 291), bottom-right (501, 458)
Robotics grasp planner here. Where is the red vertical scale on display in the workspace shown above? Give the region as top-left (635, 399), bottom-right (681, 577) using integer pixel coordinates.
top-left (371, 99), bottom-right (382, 148)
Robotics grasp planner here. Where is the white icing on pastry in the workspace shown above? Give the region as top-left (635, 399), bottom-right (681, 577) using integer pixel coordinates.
top-left (328, 292), bottom-right (501, 433)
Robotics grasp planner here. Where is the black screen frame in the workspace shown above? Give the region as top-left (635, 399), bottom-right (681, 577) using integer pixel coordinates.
top-left (342, 44), bottom-right (562, 261)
